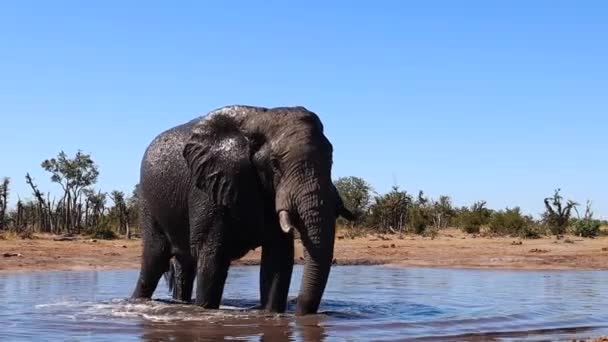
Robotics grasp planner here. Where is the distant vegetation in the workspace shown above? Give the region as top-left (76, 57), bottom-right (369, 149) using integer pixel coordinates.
top-left (0, 150), bottom-right (139, 239)
top-left (335, 177), bottom-right (607, 239)
top-left (0, 151), bottom-right (606, 240)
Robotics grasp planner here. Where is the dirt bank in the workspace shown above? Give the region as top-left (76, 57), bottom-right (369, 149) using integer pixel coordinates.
top-left (1, 229), bottom-right (607, 273)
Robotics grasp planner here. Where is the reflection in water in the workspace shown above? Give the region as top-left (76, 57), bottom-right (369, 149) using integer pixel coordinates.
top-left (1, 266), bottom-right (608, 341)
top-left (136, 313), bottom-right (328, 342)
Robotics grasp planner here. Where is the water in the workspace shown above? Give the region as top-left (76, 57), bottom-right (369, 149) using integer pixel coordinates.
top-left (1, 266), bottom-right (608, 341)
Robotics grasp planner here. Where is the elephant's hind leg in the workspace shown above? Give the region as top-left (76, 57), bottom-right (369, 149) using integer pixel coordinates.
top-left (131, 216), bottom-right (171, 299)
top-left (169, 248), bottom-right (196, 302)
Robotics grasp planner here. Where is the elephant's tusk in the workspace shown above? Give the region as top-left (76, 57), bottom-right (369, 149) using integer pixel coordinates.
top-left (278, 210), bottom-right (296, 233)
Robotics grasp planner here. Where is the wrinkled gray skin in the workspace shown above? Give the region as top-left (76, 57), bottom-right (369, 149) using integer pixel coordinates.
top-left (131, 105), bottom-right (355, 315)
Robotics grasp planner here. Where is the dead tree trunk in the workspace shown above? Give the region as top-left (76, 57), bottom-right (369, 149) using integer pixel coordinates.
top-left (25, 173), bottom-right (52, 233)
top-left (0, 178), bottom-right (8, 230)
top-left (16, 200), bottom-right (23, 229)
top-left (76, 201), bottom-right (83, 234)
top-left (46, 193), bottom-right (56, 234)
top-left (65, 192), bottom-right (71, 234)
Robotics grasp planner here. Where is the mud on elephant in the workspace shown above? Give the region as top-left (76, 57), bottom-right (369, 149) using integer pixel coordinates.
top-left (131, 105), bottom-right (355, 315)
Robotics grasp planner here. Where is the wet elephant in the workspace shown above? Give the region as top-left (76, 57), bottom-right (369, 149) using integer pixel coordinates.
top-left (131, 105), bottom-right (354, 315)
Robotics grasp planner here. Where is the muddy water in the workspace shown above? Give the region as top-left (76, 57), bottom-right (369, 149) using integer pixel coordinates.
top-left (1, 266), bottom-right (608, 341)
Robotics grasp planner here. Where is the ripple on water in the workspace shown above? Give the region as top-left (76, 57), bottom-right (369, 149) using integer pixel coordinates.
top-left (1, 266), bottom-right (608, 341)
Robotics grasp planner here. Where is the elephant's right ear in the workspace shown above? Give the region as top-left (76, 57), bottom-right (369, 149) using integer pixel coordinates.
top-left (182, 115), bottom-right (256, 206)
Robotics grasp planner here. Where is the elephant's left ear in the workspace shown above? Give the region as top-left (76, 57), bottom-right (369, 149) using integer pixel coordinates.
top-left (182, 115), bottom-right (258, 207)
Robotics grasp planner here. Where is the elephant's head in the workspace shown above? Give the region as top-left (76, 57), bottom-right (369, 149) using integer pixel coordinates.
top-left (182, 105), bottom-right (353, 315)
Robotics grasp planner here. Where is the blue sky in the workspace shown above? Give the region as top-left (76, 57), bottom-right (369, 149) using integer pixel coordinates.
top-left (1, 1), bottom-right (606, 218)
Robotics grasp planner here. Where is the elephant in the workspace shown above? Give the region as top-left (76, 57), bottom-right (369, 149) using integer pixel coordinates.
top-left (130, 105), bottom-right (355, 315)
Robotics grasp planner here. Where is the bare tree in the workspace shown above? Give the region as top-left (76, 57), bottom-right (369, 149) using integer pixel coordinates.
top-left (0, 177), bottom-right (9, 230)
top-left (15, 198), bottom-right (23, 229)
top-left (25, 173), bottom-right (54, 232)
top-left (543, 188), bottom-right (578, 235)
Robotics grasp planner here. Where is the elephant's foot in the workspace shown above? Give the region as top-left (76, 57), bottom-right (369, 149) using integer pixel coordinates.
top-left (193, 299), bottom-right (222, 310)
top-left (131, 278), bottom-right (157, 300)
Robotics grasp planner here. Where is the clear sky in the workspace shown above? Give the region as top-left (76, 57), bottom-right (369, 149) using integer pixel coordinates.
top-left (1, 1), bottom-right (606, 218)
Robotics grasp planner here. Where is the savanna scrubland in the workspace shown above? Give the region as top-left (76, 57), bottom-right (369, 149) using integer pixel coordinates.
top-left (1, 151), bottom-right (607, 273)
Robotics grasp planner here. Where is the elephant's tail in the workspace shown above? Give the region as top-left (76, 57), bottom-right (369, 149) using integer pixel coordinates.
top-left (163, 258), bottom-right (177, 294)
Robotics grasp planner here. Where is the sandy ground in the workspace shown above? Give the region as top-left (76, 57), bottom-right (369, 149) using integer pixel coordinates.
top-left (1, 228), bottom-right (607, 274)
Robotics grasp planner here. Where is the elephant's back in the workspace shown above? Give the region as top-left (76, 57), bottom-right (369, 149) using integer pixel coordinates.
top-left (138, 117), bottom-right (203, 226)
top-left (141, 118), bottom-right (199, 177)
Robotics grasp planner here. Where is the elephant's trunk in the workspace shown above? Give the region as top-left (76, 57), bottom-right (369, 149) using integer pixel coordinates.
top-left (292, 181), bottom-right (335, 315)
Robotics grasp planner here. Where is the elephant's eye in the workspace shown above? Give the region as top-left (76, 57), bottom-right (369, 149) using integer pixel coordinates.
top-left (270, 158), bottom-right (281, 173)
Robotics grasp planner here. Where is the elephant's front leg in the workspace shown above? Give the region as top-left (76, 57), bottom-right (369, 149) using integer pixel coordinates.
top-left (260, 230), bottom-right (294, 313)
top-left (191, 216), bottom-right (231, 309)
top-left (194, 246), bottom-right (230, 308)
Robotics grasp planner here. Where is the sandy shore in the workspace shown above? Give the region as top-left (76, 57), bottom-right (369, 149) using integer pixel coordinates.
top-left (1, 229), bottom-right (607, 274)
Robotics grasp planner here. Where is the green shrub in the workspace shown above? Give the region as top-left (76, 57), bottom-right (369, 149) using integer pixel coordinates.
top-left (365, 186), bottom-right (412, 234)
top-left (408, 205), bottom-right (430, 235)
top-left (460, 217), bottom-right (481, 234)
top-left (455, 209), bottom-right (482, 234)
top-left (569, 201), bottom-right (601, 238)
top-left (455, 201), bottom-right (492, 234)
top-left (571, 219), bottom-right (601, 238)
top-left (519, 225), bottom-right (543, 239)
top-left (429, 195), bottom-right (456, 229)
top-left (488, 207), bottom-right (537, 238)
top-left (405, 191), bottom-right (439, 235)
top-left (334, 176), bottom-right (373, 226)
